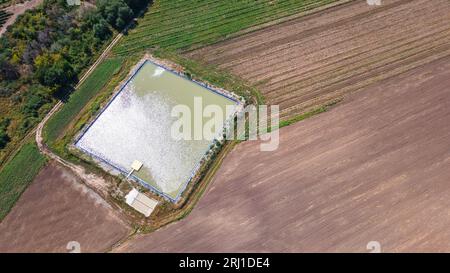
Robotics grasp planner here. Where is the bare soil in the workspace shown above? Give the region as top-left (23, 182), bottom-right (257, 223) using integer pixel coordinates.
top-left (0, 163), bottom-right (131, 253)
top-left (114, 55), bottom-right (450, 253)
top-left (188, 0), bottom-right (450, 119)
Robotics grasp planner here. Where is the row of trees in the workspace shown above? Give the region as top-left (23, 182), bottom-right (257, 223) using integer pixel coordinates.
top-left (0, 0), bottom-right (148, 151)
top-left (0, 118), bottom-right (10, 149)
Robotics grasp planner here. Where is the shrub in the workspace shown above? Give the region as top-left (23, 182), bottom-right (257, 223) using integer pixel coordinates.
top-left (0, 118), bottom-right (10, 149)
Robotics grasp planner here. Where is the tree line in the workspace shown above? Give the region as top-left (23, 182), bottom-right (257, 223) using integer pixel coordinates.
top-left (0, 0), bottom-right (148, 152)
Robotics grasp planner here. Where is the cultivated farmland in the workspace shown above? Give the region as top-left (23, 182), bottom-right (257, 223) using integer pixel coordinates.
top-left (189, 0), bottom-right (450, 119)
top-left (0, 9), bottom-right (11, 27)
top-left (0, 163), bottom-right (131, 252)
top-left (0, 141), bottom-right (46, 221)
top-left (113, 0), bottom-right (340, 54)
top-left (115, 55), bottom-right (450, 253)
top-left (0, 0), bottom-right (43, 36)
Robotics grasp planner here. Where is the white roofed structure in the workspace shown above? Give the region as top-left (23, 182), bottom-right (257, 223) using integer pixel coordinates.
top-left (125, 188), bottom-right (158, 217)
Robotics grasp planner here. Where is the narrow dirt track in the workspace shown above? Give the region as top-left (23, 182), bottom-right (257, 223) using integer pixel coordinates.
top-left (0, 3), bottom-right (134, 253)
top-left (34, 31), bottom-right (125, 197)
top-left (0, 163), bottom-right (130, 253)
top-left (189, 0), bottom-right (450, 119)
top-left (0, 0), bottom-right (43, 36)
top-left (115, 55), bottom-right (450, 253)
top-left (36, 101), bottom-right (111, 196)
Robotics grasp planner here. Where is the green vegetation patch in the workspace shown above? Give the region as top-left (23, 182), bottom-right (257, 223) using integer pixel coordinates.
top-left (279, 100), bottom-right (341, 128)
top-left (44, 57), bottom-right (124, 145)
top-left (155, 50), bottom-right (263, 105)
top-left (114, 0), bottom-right (339, 54)
top-left (0, 141), bottom-right (46, 221)
top-left (0, 0), bottom-right (149, 167)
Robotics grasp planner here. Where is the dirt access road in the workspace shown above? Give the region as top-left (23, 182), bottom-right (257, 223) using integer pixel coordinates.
top-left (0, 163), bottom-right (131, 252)
top-left (189, 0), bottom-right (450, 119)
top-left (0, 12), bottom-right (132, 254)
top-left (115, 55), bottom-right (450, 253)
top-left (0, 0), bottom-right (43, 36)
top-left (0, 6), bottom-right (130, 253)
top-left (34, 2), bottom-right (126, 198)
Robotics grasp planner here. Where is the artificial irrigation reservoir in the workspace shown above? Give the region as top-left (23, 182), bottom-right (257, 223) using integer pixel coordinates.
top-left (75, 59), bottom-right (242, 202)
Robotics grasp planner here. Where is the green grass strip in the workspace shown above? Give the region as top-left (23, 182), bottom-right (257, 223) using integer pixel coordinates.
top-left (44, 57), bottom-right (124, 144)
top-left (0, 141), bottom-right (47, 221)
top-left (114, 0), bottom-right (338, 54)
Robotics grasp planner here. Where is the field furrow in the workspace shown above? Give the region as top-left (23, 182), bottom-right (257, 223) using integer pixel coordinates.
top-left (197, 0), bottom-right (410, 67)
top-left (113, 0), bottom-right (340, 53)
top-left (264, 26), bottom-right (450, 99)
top-left (189, 0), bottom-right (450, 119)
top-left (231, 0), bottom-right (439, 81)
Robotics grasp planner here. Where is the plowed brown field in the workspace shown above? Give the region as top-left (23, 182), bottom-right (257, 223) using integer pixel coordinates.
top-left (0, 163), bottom-right (130, 253)
top-left (115, 54), bottom-right (450, 253)
top-left (189, 0), bottom-right (450, 119)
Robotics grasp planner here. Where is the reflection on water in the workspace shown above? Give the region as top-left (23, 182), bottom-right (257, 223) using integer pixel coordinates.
top-left (76, 61), bottom-right (236, 200)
